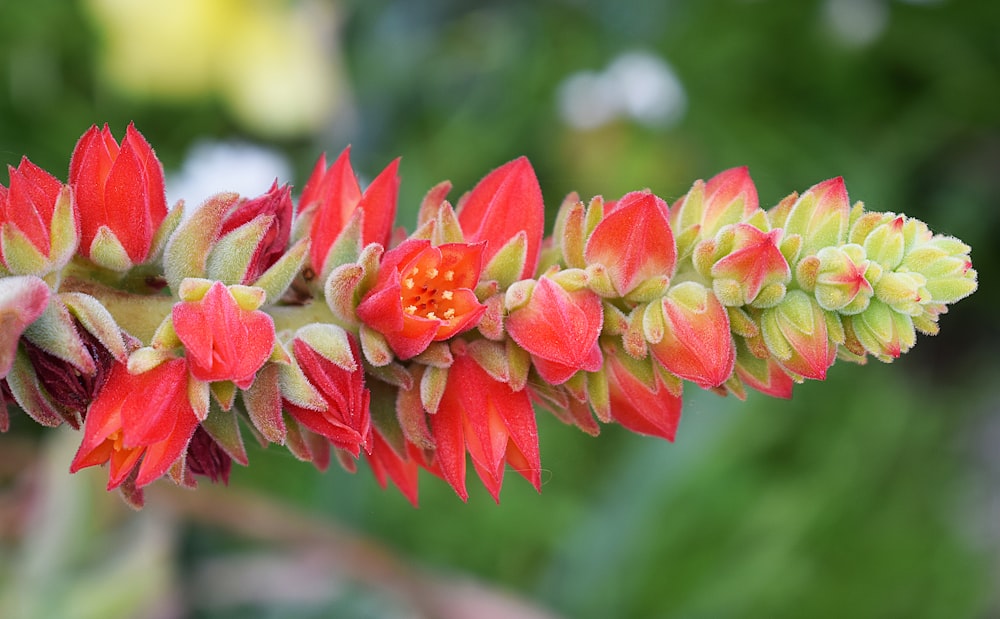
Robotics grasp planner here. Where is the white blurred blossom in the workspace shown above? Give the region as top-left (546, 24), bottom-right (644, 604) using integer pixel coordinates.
top-left (557, 51), bottom-right (686, 130)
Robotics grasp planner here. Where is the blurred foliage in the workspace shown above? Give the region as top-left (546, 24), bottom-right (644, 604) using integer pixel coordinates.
top-left (1, 0), bottom-right (998, 617)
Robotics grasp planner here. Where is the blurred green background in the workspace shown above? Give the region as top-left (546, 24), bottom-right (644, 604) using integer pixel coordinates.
top-left (1, 0), bottom-right (997, 617)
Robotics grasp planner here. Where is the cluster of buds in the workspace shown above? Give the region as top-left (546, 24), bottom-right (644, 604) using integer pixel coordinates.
top-left (0, 124), bottom-right (978, 507)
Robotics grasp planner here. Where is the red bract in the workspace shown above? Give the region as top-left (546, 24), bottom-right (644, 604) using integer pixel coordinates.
top-left (671, 166), bottom-right (759, 239)
top-left (506, 277), bottom-right (603, 384)
top-left (284, 336), bottom-right (371, 456)
top-left (457, 157), bottom-right (544, 279)
top-left (172, 281), bottom-right (275, 389)
top-left (649, 282), bottom-right (735, 388)
top-left (69, 123), bottom-right (168, 266)
top-left (70, 359), bottom-right (198, 489)
top-left (0, 157), bottom-right (65, 263)
top-left (356, 239), bottom-right (486, 360)
top-left (430, 349), bottom-right (541, 502)
top-left (585, 191), bottom-right (676, 297)
top-left (302, 148), bottom-right (400, 273)
top-left (219, 181), bottom-right (293, 283)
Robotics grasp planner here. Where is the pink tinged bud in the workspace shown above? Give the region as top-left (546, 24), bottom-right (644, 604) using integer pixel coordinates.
top-left (69, 123), bottom-right (168, 267)
top-left (284, 336), bottom-right (371, 456)
top-left (0, 275), bottom-right (50, 379)
top-left (671, 167), bottom-right (759, 240)
top-left (783, 177), bottom-right (850, 256)
top-left (217, 181), bottom-right (293, 284)
top-left (356, 239), bottom-right (487, 360)
top-left (70, 359), bottom-right (198, 489)
top-left (709, 224), bottom-right (791, 306)
top-left (584, 191), bottom-right (676, 297)
top-left (457, 157), bottom-right (544, 280)
top-left (649, 282), bottom-right (735, 388)
top-left (603, 341), bottom-right (682, 441)
top-left (808, 245), bottom-right (875, 314)
top-left (172, 281), bottom-right (275, 389)
top-left (304, 148), bottom-right (400, 274)
top-left (430, 351), bottom-right (541, 502)
top-left (760, 290), bottom-right (836, 380)
top-left (505, 276), bottom-right (604, 385)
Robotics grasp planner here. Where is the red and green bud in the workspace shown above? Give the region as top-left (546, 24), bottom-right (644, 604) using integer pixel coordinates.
top-left (670, 166), bottom-right (759, 255)
top-left (648, 282), bottom-right (735, 388)
top-left (505, 275), bottom-right (604, 385)
top-left (0, 158), bottom-right (78, 277)
top-left (456, 157), bottom-right (544, 280)
top-left (773, 177), bottom-right (850, 258)
top-left (213, 181), bottom-right (294, 285)
top-left (69, 123), bottom-right (168, 270)
top-left (760, 290), bottom-right (836, 380)
top-left (696, 222), bottom-right (791, 307)
top-left (284, 334), bottom-right (371, 456)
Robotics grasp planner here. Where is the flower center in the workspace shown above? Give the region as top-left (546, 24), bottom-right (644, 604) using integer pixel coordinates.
top-left (401, 257), bottom-right (458, 323)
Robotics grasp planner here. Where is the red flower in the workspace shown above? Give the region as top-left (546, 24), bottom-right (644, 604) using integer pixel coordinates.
top-left (0, 157), bottom-right (72, 271)
top-left (429, 348), bottom-right (541, 502)
top-left (457, 157), bottom-right (544, 279)
top-left (584, 191), bottom-right (676, 297)
top-left (356, 239), bottom-right (486, 360)
top-left (284, 336), bottom-right (371, 456)
top-left (302, 148), bottom-right (400, 274)
top-left (70, 359), bottom-right (198, 489)
top-left (172, 281), bottom-right (275, 389)
top-left (505, 276), bottom-right (604, 384)
top-left (219, 181), bottom-right (294, 283)
top-left (69, 123), bottom-right (168, 267)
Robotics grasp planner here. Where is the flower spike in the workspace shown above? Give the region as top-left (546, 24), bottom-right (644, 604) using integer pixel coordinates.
top-left (0, 125), bottom-right (978, 507)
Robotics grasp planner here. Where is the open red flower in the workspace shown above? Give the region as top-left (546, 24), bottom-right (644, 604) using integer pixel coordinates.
top-left (356, 239), bottom-right (486, 360)
top-left (69, 123), bottom-right (168, 268)
top-left (302, 148), bottom-right (400, 274)
top-left (429, 348), bottom-right (541, 502)
top-left (172, 280), bottom-right (275, 389)
top-left (70, 358), bottom-right (198, 489)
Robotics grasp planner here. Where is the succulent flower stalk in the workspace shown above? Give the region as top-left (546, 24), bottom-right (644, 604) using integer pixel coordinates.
top-left (0, 123), bottom-right (978, 507)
